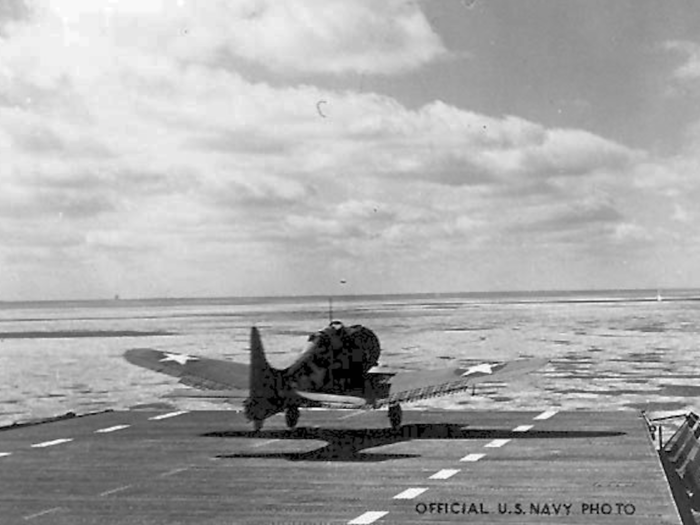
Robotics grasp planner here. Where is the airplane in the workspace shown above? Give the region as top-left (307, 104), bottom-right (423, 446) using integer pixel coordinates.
top-left (124, 321), bottom-right (546, 431)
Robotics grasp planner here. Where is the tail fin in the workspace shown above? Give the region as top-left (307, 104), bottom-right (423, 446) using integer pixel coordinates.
top-left (249, 326), bottom-right (274, 389)
top-left (243, 327), bottom-right (283, 425)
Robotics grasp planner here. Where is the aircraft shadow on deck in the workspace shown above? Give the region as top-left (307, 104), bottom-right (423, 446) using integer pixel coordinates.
top-left (205, 423), bottom-right (626, 463)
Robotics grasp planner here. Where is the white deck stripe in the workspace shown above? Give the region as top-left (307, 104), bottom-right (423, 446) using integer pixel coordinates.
top-left (23, 507), bottom-right (61, 520)
top-left (31, 438), bottom-right (73, 448)
top-left (534, 409), bottom-right (558, 420)
top-left (100, 485), bottom-right (131, 496)
top-left (149, 410), bottom-right (188, 421)
top-left (513, 424), bottom-right (534, 432)
top-left (348, 511), bottom-right (389, 524)
top-left (460, 453), bottom-right (486, 462)
top-left (95, 425), bottom-right (130, 433)
top-left (485, 438), bottom-right (511, 448)
top-left (160, 467), bottom-right (189, 478)
top-left (393, 487), bottom-right (428, 499)
top-left (0, 452), bottom-right (11, 458)
top-left (429, 469), bottom-right (460, 480)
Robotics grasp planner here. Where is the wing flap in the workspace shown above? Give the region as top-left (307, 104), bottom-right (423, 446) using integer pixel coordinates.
top-left (124, 348), bottom-right (249, 391)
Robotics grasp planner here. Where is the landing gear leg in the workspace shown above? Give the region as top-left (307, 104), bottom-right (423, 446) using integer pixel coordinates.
top-left (388, 403), bottom-right (402, 430)
top-left (285, 406), bottom-right (300, 429)
top-left (244, 398), bottom-right (264, 432)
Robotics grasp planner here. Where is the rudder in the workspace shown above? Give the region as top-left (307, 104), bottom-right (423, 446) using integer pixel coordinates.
top-left (243, 327), bottom-right (284, 427)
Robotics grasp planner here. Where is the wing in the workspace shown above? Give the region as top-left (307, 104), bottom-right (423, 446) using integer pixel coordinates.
top-left (124, 348), bottom-right (249, 391)
top-left (378, 358), bottom-right (547, 407)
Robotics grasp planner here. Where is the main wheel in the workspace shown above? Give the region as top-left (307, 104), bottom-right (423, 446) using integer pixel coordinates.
top-left (388, 403), bottom-right (402, 430)
top-left (285, 406), bottom-right (300, 429)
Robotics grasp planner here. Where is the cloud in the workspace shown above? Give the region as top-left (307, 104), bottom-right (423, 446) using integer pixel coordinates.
top-left (327, 101), bottom-right (639, 188)
top-left (15, 0), bottom-right (446, 77)
top-left (514, 199), bottom-right (623, 234)
top-left (0, 0), bottom-right (688, 299)
top-left (612, 222), bottom-right (652, 243)
top-left (219, 0), bottom-right (448, 75)
top-left (665, 40), bottom-right (700, 81)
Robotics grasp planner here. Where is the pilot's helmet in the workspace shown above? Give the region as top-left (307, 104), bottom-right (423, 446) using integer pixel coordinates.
top-left (329, 320), bottom-right (344, 332)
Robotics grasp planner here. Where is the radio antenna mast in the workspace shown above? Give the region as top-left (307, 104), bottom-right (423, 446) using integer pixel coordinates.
top-left (328, 279), bottom-right (346, 324)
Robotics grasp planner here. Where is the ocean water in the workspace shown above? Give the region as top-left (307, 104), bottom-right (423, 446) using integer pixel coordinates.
top-left (1, 289), bottom-right (700, 427)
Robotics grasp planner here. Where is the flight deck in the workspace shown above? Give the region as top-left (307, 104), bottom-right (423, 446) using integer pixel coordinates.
top-left (0, 409), bottom-right (683, 524)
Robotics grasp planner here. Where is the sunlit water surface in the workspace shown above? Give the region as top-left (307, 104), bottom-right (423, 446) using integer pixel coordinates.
top-left (1, 290), bottom-right (699, 427)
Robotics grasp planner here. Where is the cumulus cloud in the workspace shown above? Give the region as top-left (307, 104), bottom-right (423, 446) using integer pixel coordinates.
top-left (219, 0), bottom-right (448, 75)
top-left (0, 0), bottom-right (675, 298)
top-left (515, 199), bottom-right (623, 234)
top-left (13, 0), bottom-right (446, 77)
top-left (328, 102), bottom-right (639, 188)
top-left (666, 40), bottom-right (700, 81)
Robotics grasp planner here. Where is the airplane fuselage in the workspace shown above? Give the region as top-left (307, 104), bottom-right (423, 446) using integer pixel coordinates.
top-left (284, 322), bottom-right (381, 395)
top-left (243, 321), bottom-right (397, 431)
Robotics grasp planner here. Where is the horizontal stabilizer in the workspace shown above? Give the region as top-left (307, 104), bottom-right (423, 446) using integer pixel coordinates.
top-left (366, 365), bottom-right (401, 376)
top-left (295, 391), bottom-right (368, 408)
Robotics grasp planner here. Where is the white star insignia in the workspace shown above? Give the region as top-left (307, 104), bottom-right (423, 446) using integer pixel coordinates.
top-left (461, 363), bottom-right (495, 377)
top-left (159, 352), bottom-right (199, 365)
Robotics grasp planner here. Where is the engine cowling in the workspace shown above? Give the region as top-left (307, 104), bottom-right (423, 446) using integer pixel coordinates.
top-left (285, 321), bottom-right (381, 392)
top-left (342, 323), bottom-right (381, 374)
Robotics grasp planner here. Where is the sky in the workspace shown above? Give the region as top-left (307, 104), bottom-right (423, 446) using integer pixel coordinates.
top-left (1, 0), bottom-right (700, 300)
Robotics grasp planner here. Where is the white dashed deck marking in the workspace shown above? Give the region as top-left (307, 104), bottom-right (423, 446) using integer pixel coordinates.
top-left (429, 469), bottom-right (460, 480)
top-left (95, 424), bottom-right (130, 433)
top-left (513, 424), bottom-right (533, 432)
top-left (23, 507), bottom-right (61, 520)
top-left (348, 511), bottom-right (389, 524)
top-left (534, 409), bottom-right (558, 420)
top-left (160, 467), bottom-right (189, 477)
top-left (148, 411), bottom-right (188, 421)
top-left (393, 487), bottom-right (428, 499)
top-left (0, 452), bottom-right (11, 458)
top-left (31, 438), bottom-right (73, 448)
top-left (100, 485), bottom-right (131, 497)
top-left (485, 438), bottom-right (510, 448)
top-left (460, 453), bottom-right (486, 462)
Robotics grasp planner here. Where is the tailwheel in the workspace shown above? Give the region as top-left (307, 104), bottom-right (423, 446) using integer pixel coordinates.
top-left (285, 406), bottom-right (300, 429)
top-left (388, 403), bottom-right (402, 430)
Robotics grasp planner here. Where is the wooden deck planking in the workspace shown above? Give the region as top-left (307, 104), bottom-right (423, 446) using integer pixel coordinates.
top-left (0, 409), bottom-right (682, 524)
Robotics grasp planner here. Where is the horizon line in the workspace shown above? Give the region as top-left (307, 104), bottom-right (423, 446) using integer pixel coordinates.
top-left (1, 287), bottom-right (696, 306)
